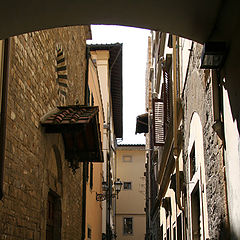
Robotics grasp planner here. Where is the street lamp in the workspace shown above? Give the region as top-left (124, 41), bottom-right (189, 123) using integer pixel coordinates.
top-left (114, 178), bottom-right (123, 199)
top-left (96, 178), bottom-right (123, 202)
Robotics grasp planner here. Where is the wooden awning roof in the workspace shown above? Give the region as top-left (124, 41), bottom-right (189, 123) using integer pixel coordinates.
top-left (41, 105), bottom-right (103, 171)
top-left (135, 113), bottom-right (148, 134)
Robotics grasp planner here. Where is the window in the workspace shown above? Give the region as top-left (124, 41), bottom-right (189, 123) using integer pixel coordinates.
top-left (173, 226), bottom-right (176, 240)
top-left (88, 226), bottom-right (92, 239)
top-left (191, 184), bottom-right (201, 240)
top-left (159, 225), bottom-right (163, 240)
top-left (91, 93), bottom-right (94, 106)
top-left (90, 162), bottom-right (93, 190)
top-left (123, 182), bottom-right (132, 190)
top-left (122, 155), bottom-right (132, 162)
top-left (86, 162), bottom-right (89, 182)
top-left (190, 143), bottom-right (196, 180)
top-left (166, 228), bottom-right (170, 240)
top-left (153, 99), bottom-right (165, 146)
top-left (177, 214), bottom-right (183, 240)
top-left (123, 217), bottom-right (133, 235)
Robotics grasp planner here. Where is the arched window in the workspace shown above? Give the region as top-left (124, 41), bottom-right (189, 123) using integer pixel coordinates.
top-left (188, 112), bottom-right (209, 240)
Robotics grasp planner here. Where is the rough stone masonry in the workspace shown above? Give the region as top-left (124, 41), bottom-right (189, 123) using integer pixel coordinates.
top-left (0, 26), bottom-right (90, 239)
top-left (183, 42), bottom-right (228, 239)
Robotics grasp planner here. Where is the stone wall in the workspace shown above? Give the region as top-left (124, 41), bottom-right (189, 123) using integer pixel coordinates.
top-left (183, 43), bottom-right (228, 239)
top-left (0, 26), bottom-right (89, 239)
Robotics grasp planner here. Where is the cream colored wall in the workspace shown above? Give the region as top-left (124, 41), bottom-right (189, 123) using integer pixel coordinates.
top-left (90, 49), bottom-right (110, 180)
top-left (85, 58), bottom-right (104, 240)
top-left (116, 149), bottom-right (145, 214)
top-left (90, 50), bottom-right (110, 124)
top-left (90, 49), bottom-right (117, 235)
top-left (85, 163), bottom-right (103, 240)
top-left (179, 38), bottom-right (192, 92)
top-left (88, 59), bottom-right (105, 128)
top-left (90, 50), bottom-right (110, 233)
top-left (160, 186), bottom-right (176, 238)
top-left (159, 182), bottom-right (183, 239)
top-left (116, 147), bottom-right (146, 240)
top-left (223, 86), bottom-right (240, 238)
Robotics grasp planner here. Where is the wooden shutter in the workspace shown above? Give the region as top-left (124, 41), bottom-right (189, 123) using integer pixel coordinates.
top-left (163, 69), bottom-right (171, 134)
top-left (153, 99), bottom-right (165, 146)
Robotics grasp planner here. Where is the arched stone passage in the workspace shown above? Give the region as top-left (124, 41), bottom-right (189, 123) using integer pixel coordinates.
top-left (0, 0), bottom-right (240, 44)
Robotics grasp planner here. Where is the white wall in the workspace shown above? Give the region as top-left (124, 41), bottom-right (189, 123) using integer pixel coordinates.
top-left (223, 86), bottom-right (240, 238)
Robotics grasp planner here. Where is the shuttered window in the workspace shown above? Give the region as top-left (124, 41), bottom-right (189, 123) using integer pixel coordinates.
top-left (163, 68), bottom-right (171, 134)
top-left (153, 99), bottom-right (165, 146)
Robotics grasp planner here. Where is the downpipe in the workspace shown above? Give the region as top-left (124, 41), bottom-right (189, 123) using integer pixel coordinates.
top-left (172, 35), bottom-right (184, 212)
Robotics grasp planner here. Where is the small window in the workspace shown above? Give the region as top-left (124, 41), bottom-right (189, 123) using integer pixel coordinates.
top-left (91, 93), bottom-right (94, 106)
top-left (90, 162), bottom-right (93, 190)
top-left (173, 226), bottom-right (176, 240)
top-left (177, 214), bottom-right (183, 240)
top-left (122, 156), bottom-right (132, 162)
top-left (123, 217), bottom-right (133, 235)
top-left (167, 228), bottom-right (170, 240)
top-left (123, 182), bottom-right (132, 190)
top-left (190, 143), bottom-right (196, 180)
top-left (87, 226), bottom-right (92, 239)
top-left (191, 184), bottom-right (201, 240)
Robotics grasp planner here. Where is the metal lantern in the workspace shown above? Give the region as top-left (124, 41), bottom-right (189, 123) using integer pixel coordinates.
top-left (114, 178), bottom-right (123, 198)
top-left (200, 42), bottom-right (226, 69)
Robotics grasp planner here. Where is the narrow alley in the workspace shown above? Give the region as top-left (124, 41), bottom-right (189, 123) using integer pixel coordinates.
top-left (0, 1), bottom-right (240, 239)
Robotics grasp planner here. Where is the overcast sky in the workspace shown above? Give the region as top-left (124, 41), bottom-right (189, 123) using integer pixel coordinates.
top-left (87, 25), bottom-right (150, 144)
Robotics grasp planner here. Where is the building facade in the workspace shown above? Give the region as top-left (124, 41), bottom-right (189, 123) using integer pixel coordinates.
top-left (141, 31), bottom-right (232, 240)
top-left (115, 144), bottom-right (146, 240)
top-left (0, 26), bottom-right (96, 239)
top-left (88, 43), bottom-right (123, 240)
top-left (84, 52), bottom-right (105, 240)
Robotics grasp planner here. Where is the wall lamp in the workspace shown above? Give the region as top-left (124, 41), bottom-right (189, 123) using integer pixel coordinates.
top-left (96, 178), bottom-right (123, 202)
top-left (200, 42), bottom-right (226, 69)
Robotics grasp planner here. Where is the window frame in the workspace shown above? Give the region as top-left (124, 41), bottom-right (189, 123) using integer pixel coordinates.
top-left (123, 181), bottom-right (132, 190)
top-left (122, 155), bottom-right (132, 162)
top-left (123, 217), bottom-right (133, 235)
top-left (87, 225), bottom-right (92, 240)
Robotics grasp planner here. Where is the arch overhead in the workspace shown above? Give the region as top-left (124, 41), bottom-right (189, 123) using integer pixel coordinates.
top-left (0, 0), bottom-right (240, 43)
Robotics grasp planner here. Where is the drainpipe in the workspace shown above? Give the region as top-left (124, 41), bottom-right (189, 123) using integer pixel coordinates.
top-left (0, 39), bottom-right (10, 200)
top-left (172, 35), bottom-right (184, 212)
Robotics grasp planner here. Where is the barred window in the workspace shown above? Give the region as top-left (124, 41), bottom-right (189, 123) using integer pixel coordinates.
top-left (123, 182), bottom-right (132, 190)
top-left (123, 217), bottom-right (133, 235)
